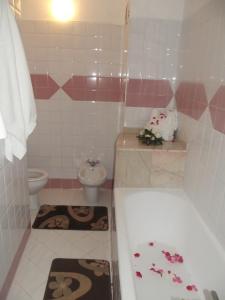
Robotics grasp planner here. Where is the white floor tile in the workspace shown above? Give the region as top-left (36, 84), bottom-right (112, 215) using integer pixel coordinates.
top-left (6, 282), bottom-right (32, 300)
top-left (13, 257), bottom-right (48, 296)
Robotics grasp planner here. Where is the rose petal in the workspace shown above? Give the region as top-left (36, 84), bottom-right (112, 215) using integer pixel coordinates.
top-left (136, 271), bottom-right (142, 278)
top-left (192, 285), bottom-right (198, 292)
top-left (134, 253), bottom-right (140, 258)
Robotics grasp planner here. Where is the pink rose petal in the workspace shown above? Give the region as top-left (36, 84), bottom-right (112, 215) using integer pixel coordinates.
top-left (192, 285), bottom-right (198, 292)
top-left (136, 271), bottom-right (142, 278)
top-left (150, 267), bottom-right (163, 277)
top-left (134, 253), bottom-right (140, 258)
top-left (172, 274), bottom-right (183, 284)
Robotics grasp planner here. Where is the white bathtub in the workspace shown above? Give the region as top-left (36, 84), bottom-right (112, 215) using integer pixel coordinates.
top-left (114, 188), bottom-right (225, 300)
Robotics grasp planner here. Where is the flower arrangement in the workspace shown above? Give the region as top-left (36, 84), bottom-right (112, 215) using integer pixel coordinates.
top-left (137, 128), bottom-right (164, 146)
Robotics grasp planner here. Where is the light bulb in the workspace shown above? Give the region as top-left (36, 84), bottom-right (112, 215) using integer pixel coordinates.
top-left (51, 0), bottom-right (75, 22)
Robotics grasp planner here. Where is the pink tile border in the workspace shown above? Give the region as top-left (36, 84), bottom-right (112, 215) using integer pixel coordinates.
top-left (0, 224), bottom-right (31, 300)
top-left (126, 79), bottom-right (174, 107)
top-left (30, 73), bottom-right (225, 136)
top-left (45, 179), bottom-right (113, 189)
top-left (209, 85), bottom-right (225, 134)
top-left (175, 81), bottom-right (208, 120)
top-left (62, 76), bottom-right (123, 102)
top-left (31, 74), bottom-right (60, 99)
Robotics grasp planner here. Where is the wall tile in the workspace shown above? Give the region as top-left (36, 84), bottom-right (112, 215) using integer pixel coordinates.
top-left (62, 75), bottom-right (123, 102)
top-left (126, 79), bottom-right (174, 107)
top-left (124, 17), bottom-right (182, 125)
top-left (178, 0), bottom-right (225, 250)
top-left (209, 85), bottom-right (225, 134)
top-left (0, 141), bottom-right (30, 292)
top-left (31, 74), bottom-right (60, 99)
top-left (18, 19), bottom-right (125, 181)
top-left (176, 82), bottom-right (208, 120)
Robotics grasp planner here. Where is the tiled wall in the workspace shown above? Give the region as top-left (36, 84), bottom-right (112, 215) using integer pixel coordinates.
top-left (18, 20), bottom-right (125, 181)
top-left (177, 0), bottom-right (225, 249)
top-left (0, 140), bottom-right (30, 293)
top-left (124, 2), bottom-right (183, 128)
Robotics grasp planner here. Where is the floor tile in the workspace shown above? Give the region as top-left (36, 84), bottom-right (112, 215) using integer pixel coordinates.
top-left (6, 282), bottom-right (31, 300)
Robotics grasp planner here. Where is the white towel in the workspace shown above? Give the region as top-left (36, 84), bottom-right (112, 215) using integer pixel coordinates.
top-left (0, 112), bottom-right (6, 139)
top-left (145, 109), bottom-right (178, 141)
top-left (0, 0), bottom-right (36, 161)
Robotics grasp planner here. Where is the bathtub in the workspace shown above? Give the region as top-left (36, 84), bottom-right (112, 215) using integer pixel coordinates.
top-left (114, 188), bottom-right (225, 300)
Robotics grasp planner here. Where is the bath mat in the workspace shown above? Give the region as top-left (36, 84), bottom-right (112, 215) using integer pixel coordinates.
top-left (43, 258), bottom-right (112, 300)
top-left (32, 205), bottom-right (108, 231)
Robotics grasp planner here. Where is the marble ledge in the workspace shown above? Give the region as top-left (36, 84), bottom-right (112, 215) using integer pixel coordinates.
top-left (116, 131), bottom-right (186, 153)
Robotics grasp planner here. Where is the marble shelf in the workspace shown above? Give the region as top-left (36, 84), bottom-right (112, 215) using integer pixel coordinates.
top-left (114, 130), bottom-right (187, 188)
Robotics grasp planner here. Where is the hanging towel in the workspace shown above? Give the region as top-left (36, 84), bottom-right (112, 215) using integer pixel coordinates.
top-left (0, 112), bottom-right (6, 139)
top-left (0, 0), bottom-right (36, 161)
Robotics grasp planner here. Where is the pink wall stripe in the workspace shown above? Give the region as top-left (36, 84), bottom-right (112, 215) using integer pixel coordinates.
top-left (0, 225), bottom-right (31, 300)
top-left (62, 76), bottom-right (123, 102)
top-left (45, 178), bottom-right (113, 189)
top-left (175, 82), bottom-right (208, 120)
top-left (209, 85), bottom-right (225, 134)
top-left (30, 73), bottom-right (225, 136)
top-left (126, 79), bottom-right (173, 107)
top-left (31, 74), bottom-right (60, 99)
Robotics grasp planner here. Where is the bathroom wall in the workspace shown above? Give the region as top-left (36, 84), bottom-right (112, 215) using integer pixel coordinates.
top-left (18, 4), bottom-right (126, 186)
top-left (124, 0), bottom-right (185, 128)
top-left (0, 139), bottom-right (30, 295)
top-left (0, 4), bottom-right (31, 297)
top-left (177, 0), bottom-right (225, 249)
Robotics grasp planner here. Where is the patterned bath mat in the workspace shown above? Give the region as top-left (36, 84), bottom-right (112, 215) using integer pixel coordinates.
top-left (43, 259), bottom-right (112, 300)
top-left (32, 205), bottom-right (108, 231)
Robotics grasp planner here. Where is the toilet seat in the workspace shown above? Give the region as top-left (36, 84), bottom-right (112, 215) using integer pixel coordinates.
top-left (28, 168), bottom-right (48, 182)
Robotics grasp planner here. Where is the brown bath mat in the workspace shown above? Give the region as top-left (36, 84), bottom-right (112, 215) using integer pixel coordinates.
top-left (43, 259), bottom-right (112, 300)
top-left (32, 205), bottom-right (108, 231)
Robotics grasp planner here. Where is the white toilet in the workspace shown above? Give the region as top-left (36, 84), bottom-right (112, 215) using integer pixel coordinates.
top-left (78, 160), bottom-right (107, 204)
top-left (27, 168), bottom-right (48, 210)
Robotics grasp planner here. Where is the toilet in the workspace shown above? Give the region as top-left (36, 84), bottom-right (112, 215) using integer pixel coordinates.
top-left (27, 168), bottom-right (48, 210)
top-left (78, 160), bottom-right (107, 204)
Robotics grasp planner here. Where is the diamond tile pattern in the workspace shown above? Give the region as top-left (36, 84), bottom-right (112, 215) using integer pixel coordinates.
top-left (175, 82), bottom-right (208, 120)
top-left (126, 79), bottom-right (174, 107)
top-left (209, 85), bottom-right (225, 134)
top-left (62, 76), bottom-right (123, 102)
top-left (31, 74), bottom-right (60, 100)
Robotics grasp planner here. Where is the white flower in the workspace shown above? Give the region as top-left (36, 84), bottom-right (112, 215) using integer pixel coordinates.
top-left (155, 133), bottom-right (162, 138)
top-left (145, 134), bottom-right (151, 138)
top-left (139, 129), bottom-right (144, 135)
top-left (145, 123), bottom-right (152, 130)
